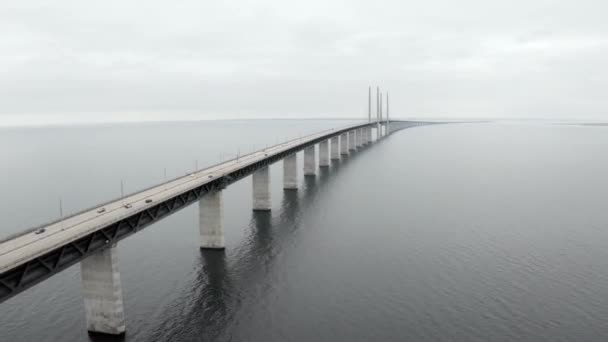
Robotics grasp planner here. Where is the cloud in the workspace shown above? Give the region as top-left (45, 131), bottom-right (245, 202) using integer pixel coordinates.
top-left (1, 0), bottom-right (608, 124)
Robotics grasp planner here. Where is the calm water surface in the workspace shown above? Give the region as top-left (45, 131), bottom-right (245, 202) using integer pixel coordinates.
top-left (2, 120), bottom-right (608, 341)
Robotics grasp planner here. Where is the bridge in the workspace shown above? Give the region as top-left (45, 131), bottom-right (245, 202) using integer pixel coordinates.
top-left (0, 117), bottom-right (424, 335)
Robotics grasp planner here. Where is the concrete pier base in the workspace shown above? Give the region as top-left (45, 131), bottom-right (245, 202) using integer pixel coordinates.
top-left (199, 190), bottom-right (225, 249)
top-left (319, 140), bottom-right (329, 167)
top-left (304, 145), bottom-right (316, 175)
top-left (81, 245), bottom-right (126, 335)
top-left (252, 167), bottom-right (271, 211)
top-left (362, 128), bottom-right (366, 146)
top-left (340, 133), bottom-right (348, 155)
top-left (349, 131), bottom-right (356, 151)
top-left (330, 136), bottom-right (340, 160)
top-left (367, 127), bottom-right (373, 143)
top-left (356, 128), bottom-right (363, 148)
top-left (283, 153), bottom-right (298, 190)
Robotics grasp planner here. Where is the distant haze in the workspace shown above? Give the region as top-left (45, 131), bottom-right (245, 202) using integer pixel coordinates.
top-left (1, 0), bottom-right (608, 125)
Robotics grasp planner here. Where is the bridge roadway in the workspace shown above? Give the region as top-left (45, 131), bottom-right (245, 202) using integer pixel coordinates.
top-left (0, 120), bottom-right (406, 306)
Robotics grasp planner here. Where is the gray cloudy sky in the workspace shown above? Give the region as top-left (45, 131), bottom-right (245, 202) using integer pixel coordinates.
top-left (1, 0), bottom-right (607, 125)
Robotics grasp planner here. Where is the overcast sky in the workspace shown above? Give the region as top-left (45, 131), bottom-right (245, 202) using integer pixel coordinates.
top-left (1, 0), bottom-right (607, 125)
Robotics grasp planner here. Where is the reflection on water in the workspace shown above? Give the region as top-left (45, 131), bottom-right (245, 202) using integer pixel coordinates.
top-left (148, 149), bottom-right (358, 341)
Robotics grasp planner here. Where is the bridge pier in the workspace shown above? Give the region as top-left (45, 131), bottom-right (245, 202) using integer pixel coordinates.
top-left (340, 133), bottom-right (348, 155)
top-left (330, 136), bottom-right (340, 160)
top-left (356, 128), bottom-right (363, 148)
top-left (252, 167), bottom-right (271, 210)
top-left (349, 131), bottom-right (356, 151)
top-left (367, 126), bottom-right (372, 144)
top-left (304, 145), bottom-right (316, 175)
top-left (199, 190), bottom-right (225, 249)
top-left (283, 154), bottom-right (298, 190)
top-left (80, 245), bottom-right (126, 335)
top-left (319, 140), bottom-right (329, 167)
top-left (362, 128), bottom-right (366, 145)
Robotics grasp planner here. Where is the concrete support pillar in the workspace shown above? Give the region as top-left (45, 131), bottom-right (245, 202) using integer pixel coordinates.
top-left (356, 128), bottom-right (363, 147)
top-left (252, 167), bottom-right (271, 211)
top-left (304, 145), bottom-right (316, 176)
top-left (361, 128), bottom-right (365, 145)
top-left (340, 133), bottom-right (348, 155)
top-left (81, 245), bottom-right (126, 335)
top-left (199, 190), bottom-right (225, 249)
top-left (349, 130), bottom-right (356, 151)
top-left (330, 136), bottom-right (340, 160)
top-left (283, 153), bottom-right (298, 190)
top-left (368, 127), bottom-right (373, 143)
top-left (319, 140), bottom-right (329, 167)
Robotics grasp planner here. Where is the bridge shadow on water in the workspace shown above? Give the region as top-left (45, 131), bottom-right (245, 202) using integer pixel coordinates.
top-left (109, 144), bottom-right (377, 342)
